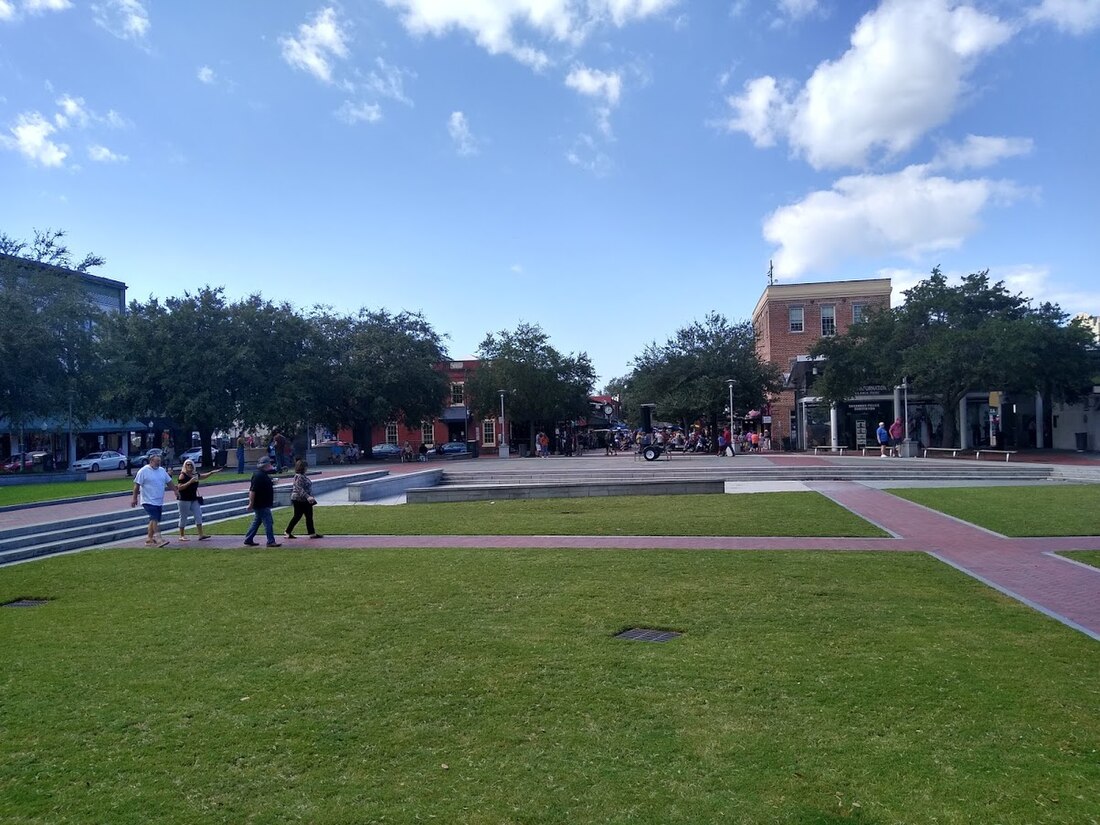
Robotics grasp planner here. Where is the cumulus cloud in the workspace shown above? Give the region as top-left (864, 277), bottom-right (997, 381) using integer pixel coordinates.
top-left (0, 1), bottom-right (15, 21)
top-left (448, 111), bottom-right (477, 156)
top-left (24, 0), bottom-right (72, 13)
top-left (3, 112), bottom-right (68, 166)
top-left (763, 164), bottom-right (1023, 279)
top-left (88, 143), bottom-right (127, 162)
top-left (280, 7), bottom-right (350, 84)
top-left (197, 66), bottom-right (216, 84)
top-left (380, 0), bottom-right (675, 69)
top-left (722, 0), bottom-right (1015, 169)
top-left (335, 100), bottom-right (382, 124)
top-left (54, 94), bottom-right (90, 128)
top-left (1028, 0), bottom-right (1100, 34)
top-left (565, 65), bottom-right (622, 106)
top-left (931, 134), bottom-right (1033, 171)
top-left (92, 0), bottom-right (150, 42)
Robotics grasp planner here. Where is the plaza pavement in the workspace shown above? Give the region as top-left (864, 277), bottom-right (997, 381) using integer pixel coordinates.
top-left (3, 450), bottom-right (1099, 640)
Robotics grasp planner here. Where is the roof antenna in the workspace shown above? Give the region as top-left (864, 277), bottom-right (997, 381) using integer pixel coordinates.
top-left (768, 259), bottom-right (774, 286)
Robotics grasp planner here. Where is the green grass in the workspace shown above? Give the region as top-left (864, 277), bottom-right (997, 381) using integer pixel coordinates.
top-left (889, 484), bottom-right (1100, 536)
top-left (0, 471), bottom-right (261, 507)
top-left (1061, 551), bottom-right (1100, 569)
top-left (2, 549), bottom-right (1097, 824)
top-left (206, 492), bottom-right (887, 537)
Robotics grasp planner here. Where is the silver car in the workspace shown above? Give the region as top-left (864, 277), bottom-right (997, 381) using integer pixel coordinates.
top-left (72, 450), bottom-right (127, 472)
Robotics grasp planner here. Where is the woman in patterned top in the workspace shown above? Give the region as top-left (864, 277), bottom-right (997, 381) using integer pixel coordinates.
top-left (284, 459), bottom-right (323, 539)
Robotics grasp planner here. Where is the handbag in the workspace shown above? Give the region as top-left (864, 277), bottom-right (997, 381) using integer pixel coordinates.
top-left (197, 495), bottom-right (204, 505)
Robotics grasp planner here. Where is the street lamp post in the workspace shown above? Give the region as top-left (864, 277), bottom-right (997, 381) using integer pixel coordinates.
top-left (498, 390), bottom-right (508, 459)
top-left (726, 379), bottom-right (736, 456)
top-left (902, 377), bottom-right (911, 457)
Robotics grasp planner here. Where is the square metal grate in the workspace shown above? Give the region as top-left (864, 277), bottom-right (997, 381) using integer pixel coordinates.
top-left (614, 627), bottom-right (682, 643)
top-left (2, 598), bottom-right (52, 608)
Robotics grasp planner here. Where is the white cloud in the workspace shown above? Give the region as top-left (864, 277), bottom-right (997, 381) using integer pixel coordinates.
top-left (565, 65), bottom-right (622, 106)
top-left (335, 100), bottom-right (382, 124)
top-left (723, 0), bottom-right (1015, 169)
top-left (197, 66), bottom-right (216, 84)
top-left (88, 143), bottom-right (127, 163)
top-left (366, 57), bottom-right (414, 105)
top-left (448, 111), bottom-right (477, 156)
top-left (381, 0), bottom-right (675, 69)
top-left (92, 0), bottom-right (150, 41)
top-left (1028, 0), bottom-right (1100, 34)
top-left (23, 0), bottom-right (72, 13)
top-left (54, 94), bottom-right (91, 128)
top-left (0, 1), bottom-right (16, 21)
top-left (931, 134), bottom-right (1033, 171)
top-left (566, 132), bottom-right (613, 175)
top-left (3, 111), bottom-right (68, 166)
top-left (777, 0), bottom-right (818, 20)
top-left (280, 7), bottom-right (350, 84)
top-left (764, 164), bottom-right (1022, 279)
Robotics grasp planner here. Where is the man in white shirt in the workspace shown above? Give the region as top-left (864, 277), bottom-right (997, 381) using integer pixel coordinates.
top-left (130, 451), bottom-right (177, 547)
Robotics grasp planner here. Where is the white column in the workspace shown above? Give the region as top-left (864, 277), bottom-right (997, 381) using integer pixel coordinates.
top-left (830, 403), bottom-right (839, 450)
top-left (958, 397), bottom-right (969, 449)
top-left (893, 385), bottom-right (902, 423)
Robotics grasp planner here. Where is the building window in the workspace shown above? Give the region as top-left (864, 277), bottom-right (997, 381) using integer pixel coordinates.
top-left (450, 382), bottom-right (464, 405)
top-left (821, 305), bottom-right (836, 337)
top-left (789, 306), bottom-right (804, 333)
top-left (421, 421), bottom-right (434, 445)
top-left (482, 420), bottom-right (495, 446)
top-left (385, 423), bottom-right (398, 444)
top-left (852, 303), bottom-right (867, 325)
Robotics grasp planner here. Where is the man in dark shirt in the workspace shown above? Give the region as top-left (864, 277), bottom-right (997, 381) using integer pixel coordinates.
top-left (244, 455), bottom-right (280, 547)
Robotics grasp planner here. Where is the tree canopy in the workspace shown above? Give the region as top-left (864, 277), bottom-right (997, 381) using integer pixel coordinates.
top-left (623, 312), bottom-right (783, 431)
top-left (466, 323), bottom-right (595, 444)
top-left (811, 268), bottom-right (1094, 446)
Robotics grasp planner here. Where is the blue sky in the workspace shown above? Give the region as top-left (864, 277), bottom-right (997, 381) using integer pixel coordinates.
top-left (2, 0), bottom-right (1098, 386)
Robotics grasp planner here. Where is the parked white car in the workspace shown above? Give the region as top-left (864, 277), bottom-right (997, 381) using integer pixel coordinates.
top-left (72, 450), bottom-right (127, 472)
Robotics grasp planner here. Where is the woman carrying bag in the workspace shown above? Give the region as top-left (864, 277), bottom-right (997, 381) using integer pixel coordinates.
top-left (177, 458), bottom-right (222, 541)
top-left (284, 459), bottom-right (323, 539)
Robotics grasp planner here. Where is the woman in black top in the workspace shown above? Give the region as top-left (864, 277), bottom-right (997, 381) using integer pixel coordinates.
top-left (177, 458), bottom-right (222, 540)
top-left (284, 459), bottom-right (323, 539)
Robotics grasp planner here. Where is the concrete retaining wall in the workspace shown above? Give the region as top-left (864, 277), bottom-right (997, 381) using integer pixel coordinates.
top-left (348, 469), bottom-right (443, 502)
top-left (406, 479), bottom-right (725, 503)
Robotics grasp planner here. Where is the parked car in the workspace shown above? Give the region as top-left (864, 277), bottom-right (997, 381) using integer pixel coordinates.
top-left (2, 451), bottom-right (51, 472)
top-left (179, 447), bottom-right (204, 465)
top-left (440, 442), bottom-right (469, 455)
top-left (129, 449), bottom-right (162, 468)
top-left (371, 443), bottom-right (402, 459)
top-left (72, 450), bottom-right (127, 472)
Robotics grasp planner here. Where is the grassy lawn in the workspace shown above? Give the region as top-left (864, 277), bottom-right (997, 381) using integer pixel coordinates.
top-left (2, 548), bottom-right (1097, 824)
top-left (205, 492), bottom-right (887, 538)
top-left (889, 484), bottom-right (1100, 536)
top-left (0, 471), bottom-right (262, 508)
top-left (1061, 551), bottom-right (1100, 569)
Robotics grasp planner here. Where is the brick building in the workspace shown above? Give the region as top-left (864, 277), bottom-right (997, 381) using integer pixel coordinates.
top-left (752, 278), bottom-right (892, 449)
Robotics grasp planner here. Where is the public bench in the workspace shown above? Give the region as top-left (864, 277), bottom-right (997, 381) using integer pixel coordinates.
top-left (812, 446), bottom-right (853, 456)
top-left (975, 449), bottom-right (1017, 462)
top-left (922, 447), bottom-right (965, 458)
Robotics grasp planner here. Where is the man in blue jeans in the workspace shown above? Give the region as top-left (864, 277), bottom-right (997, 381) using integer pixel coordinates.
top-left (244, 455), bottom-right (280, 547)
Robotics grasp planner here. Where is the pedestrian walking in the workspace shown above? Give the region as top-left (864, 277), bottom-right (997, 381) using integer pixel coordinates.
top-left (244, 455), bottom-right (280, 547)
top-left (236, 434), bottom-right (246, 474)
top-left (130, 450), bottom-right (176, 547)
top-left (177, 458), bottom-right (222, 541)
top-left (284, 459), bottom-right (323, 540)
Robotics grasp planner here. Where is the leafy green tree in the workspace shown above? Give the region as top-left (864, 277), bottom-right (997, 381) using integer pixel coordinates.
top-left (812, 268), bottom-right (1093, 446)
top-left (626, 313), bottom-right (782, 439)
top-left (0, 245), bottom-right (105, 453)
top-left (466, 323), bottom-right (595, 447)
top-left (318, 310), bottom-right (450, 451)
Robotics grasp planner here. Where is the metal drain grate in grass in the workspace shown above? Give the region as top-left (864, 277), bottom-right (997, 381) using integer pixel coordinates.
top-left (614, 627), bottom-right (682, 643)
top-left (2, 598), bottom-right (51, 608)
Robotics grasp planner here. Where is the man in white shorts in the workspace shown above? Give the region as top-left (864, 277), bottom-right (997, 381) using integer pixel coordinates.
top-left (131, 451), bottom-right (177, 547)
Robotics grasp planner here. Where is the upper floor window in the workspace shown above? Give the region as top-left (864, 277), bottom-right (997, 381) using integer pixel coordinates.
top-left (821, 305), bottom-right (836, 337)
top-left (385, 422), bottom-right (398, 445)
top-left (789, 306), bottom-right (804, 333)
top-left (450, 382), bottom-right (465, 405)
top-left (852, 303), bottom-right (867, 325)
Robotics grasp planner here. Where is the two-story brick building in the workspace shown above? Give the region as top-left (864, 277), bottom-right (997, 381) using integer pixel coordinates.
top-left (752, 278), bottom-right (893, 450)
